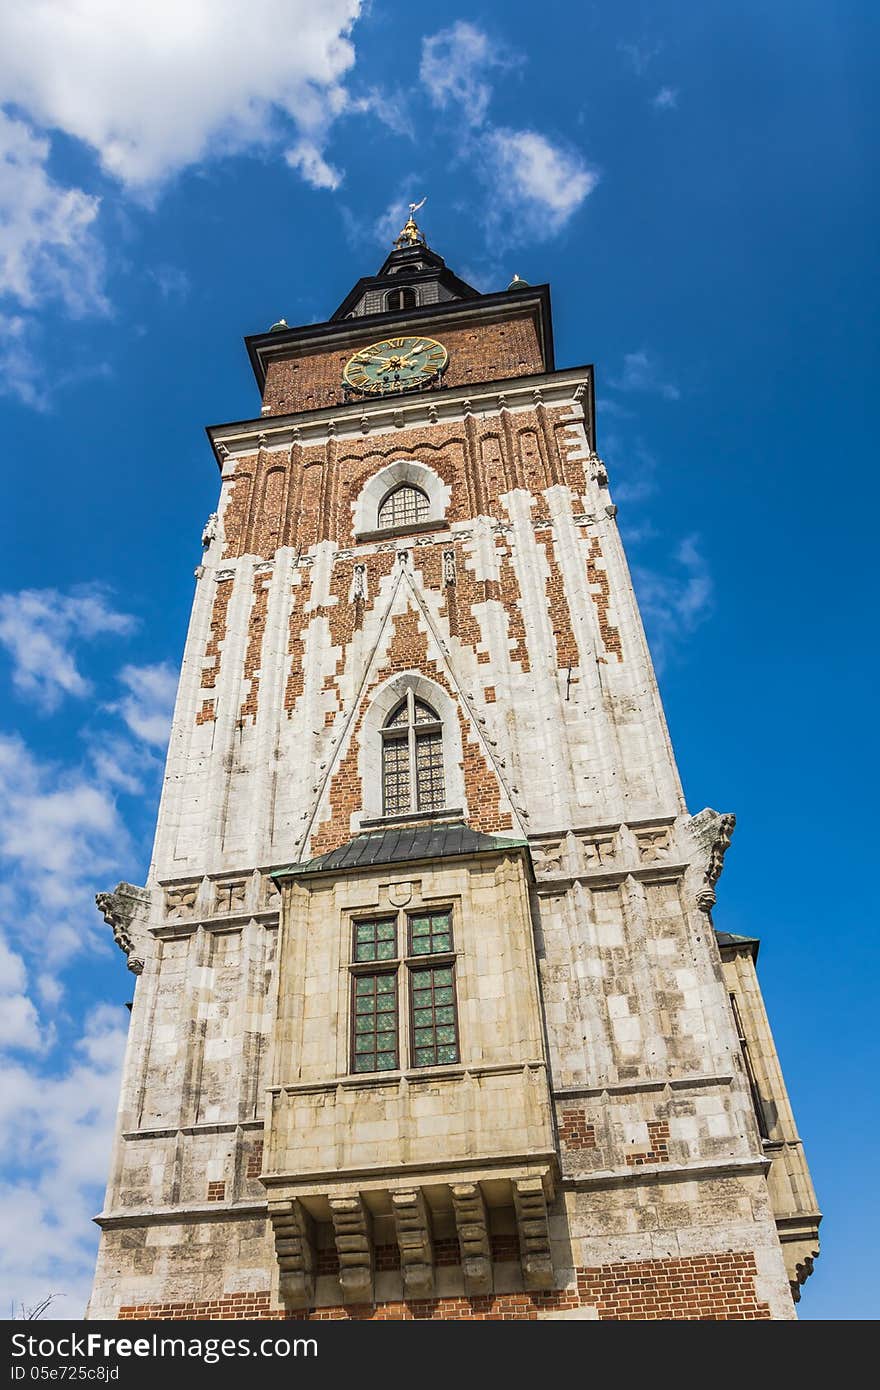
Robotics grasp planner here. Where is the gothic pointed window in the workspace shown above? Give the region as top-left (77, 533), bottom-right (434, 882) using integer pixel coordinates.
top-left (377, 483), bottom-right (429, 531)
top-left (382, 692), bottom-right (445, 815)
top-left (387, 287), bottom-right (418, 311)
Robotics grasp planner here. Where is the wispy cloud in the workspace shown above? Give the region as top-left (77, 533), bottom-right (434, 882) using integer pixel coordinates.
top-left (112, 662), bottom-right (177, 750)
top-left (0, 587), bottom-right (135, 712)
top-left (419, 22), bottom-right (597, 244)
top-left (633, 534), bottom-right (714, 671)
top-left (150, 264), bottom-right (190, 301)
top-left (285, 141), bottom-right (343, 192)
top-left (482, 128), bottom-right (599, 241)
top-left (611, 349), bottom-right (680, 401)
top-left (420, 21), bottom-right (518, 128)
top-left (653, 86), bottom-right (679, 111)
top-left (618, 39), bottom-right (662, 76)
top-left (0, 1003), bottom-right (128, 1318)
top-left (0, 933), bottom-right (42, 1052)
top-left (0, 111), bottom-right (107, 318)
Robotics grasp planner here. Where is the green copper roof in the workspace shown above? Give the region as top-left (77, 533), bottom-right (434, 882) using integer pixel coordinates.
top-left (272, 820), bottom-right (529, 880)
top-left (715, 929), bottom-right (760, 959)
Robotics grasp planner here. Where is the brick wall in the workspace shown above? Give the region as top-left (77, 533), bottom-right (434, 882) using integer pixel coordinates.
top-left (261, 315), bottom-right (545, 416)
top-left (118, 1250), bottom-right (771, 1321)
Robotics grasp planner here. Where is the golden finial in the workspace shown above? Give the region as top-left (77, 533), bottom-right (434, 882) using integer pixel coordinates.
top-left (394, 196), bottom-right (427, 249)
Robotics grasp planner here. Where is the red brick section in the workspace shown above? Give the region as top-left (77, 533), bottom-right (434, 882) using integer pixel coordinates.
top-left (559, 1108), bottom-right (597, 1150)
top-left (541, 531), bottom-right (579, 670)
top-left (310, 603), bottom-right (512, 857)
top-left (626, 1120), bottom-right (670, 1167)
top-left (219, 407), bottom-right (578, 561)
top-left (118, 1251), bottom-right (771, 1320)
top-left (195, 576), bottom-right (234, 726)
top-left (246, 1142), bottom-right (263, 1180)
top-left (206, 1182), bottom-right (226, 1201)
top-left (240, 573), bottom-right (270, 723)
top-left (483, 686), bottom-right (497, 703)
top-left (586, 535), bottom-right (623, 662)
top-left (261, 314), bottom-right (545, 417)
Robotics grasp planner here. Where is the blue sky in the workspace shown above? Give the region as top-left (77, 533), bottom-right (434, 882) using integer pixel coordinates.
top-left (0, 1), bottom-right (876, 1320)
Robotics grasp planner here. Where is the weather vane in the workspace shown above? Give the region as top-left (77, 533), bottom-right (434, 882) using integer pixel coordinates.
top-left (395, 196), bottom-right (427, 248)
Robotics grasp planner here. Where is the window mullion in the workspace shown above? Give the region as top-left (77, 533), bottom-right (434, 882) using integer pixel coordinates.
top-left (407, 690), bottom-right (417, 812)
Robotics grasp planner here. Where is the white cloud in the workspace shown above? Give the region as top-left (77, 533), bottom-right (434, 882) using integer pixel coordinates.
top-left (0, 1003), bottom-right (128, 1318)
top-left (420, 21), bottom-right (514, 128)
top-left (612, 349), bottom-right (680, 401)
top-left (482, 128), bottom-right (598, 240)
top-left (0, 733), bottom-right (132, 964)
top-left (0, 313), bottom-right (42, 408)
top-left (633, 535), bottom-right (713, 671)
top-left (0, 587), bottom-right (135, 712)
top-left (113, 662), bottom-right (177, 750)
top-left (0, 110), bottom-right (106, 317)
top-left (653, 87), bottom-right (679, 110)
top-left (0, 1), bottom-right (363, 193)
top-left (285, 140), bottom-right (343, 192)
top-left (0, 933), bottom-right (41, 1052)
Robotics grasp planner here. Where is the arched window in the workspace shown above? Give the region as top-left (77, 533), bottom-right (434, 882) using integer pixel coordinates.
top-left (386, 287), bottom-right (417, 311)
top-left (378, 483), bottom-right (429, 531)
top-left (382, 694), bottom-right (445, 815)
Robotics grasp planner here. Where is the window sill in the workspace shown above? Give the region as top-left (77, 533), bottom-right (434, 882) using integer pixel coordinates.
top-left (355, 519), bottom-right (449, 544)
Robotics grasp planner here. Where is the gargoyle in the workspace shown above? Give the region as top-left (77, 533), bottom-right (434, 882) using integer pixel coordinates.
top-left (95, 882), bottom-right (151, 975)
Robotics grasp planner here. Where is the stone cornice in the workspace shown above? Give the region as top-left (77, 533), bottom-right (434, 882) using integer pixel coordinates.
top-left (206, 365), bottom-right (593, 468)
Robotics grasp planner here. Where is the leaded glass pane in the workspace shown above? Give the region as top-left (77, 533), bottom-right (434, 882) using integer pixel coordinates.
top-left (382, 736), bottom-right (410, 815)
top-left (386, 700), bottom-right (409, 728)
top-left (408, 910), bottom-right (452, 957)
top-left (351, 971), bottom-right (398, 1073)
top-left (408, 964), bottom-right (459, 1069)
top-left (415, 730), bottom-right (444, 811)
top-left (413, 700), bottom-right (438, 725)
top-left (378, 484), bottom-right (429, 530)
top-left (353, 917), bottom-right (397, 963)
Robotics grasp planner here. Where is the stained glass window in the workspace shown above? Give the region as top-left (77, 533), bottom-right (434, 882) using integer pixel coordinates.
top-left (381, 693), bottom-right (445, 816)
top-left (352, 972), bottom-right (399, 1073)
top-left (409, 910), bottom-right (453, 957)
top-left (410, 965), bottom-right (459, 1068)
top-left (378, 484), bottom-right (429, 530)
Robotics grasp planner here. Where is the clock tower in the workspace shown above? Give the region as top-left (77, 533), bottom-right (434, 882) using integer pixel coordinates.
top-left (89, 212), bottom-right (820, 1320)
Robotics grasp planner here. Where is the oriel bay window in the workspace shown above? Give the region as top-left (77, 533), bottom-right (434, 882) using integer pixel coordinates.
top-left (349, 908), bottom-right (460, 1074)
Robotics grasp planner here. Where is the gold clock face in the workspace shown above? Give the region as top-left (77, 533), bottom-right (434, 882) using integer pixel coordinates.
top-left (343, 335), bottom-right (448, 395)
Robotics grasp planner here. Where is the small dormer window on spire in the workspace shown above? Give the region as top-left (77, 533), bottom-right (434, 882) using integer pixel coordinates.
top-left (387, 287), bottom-right (418, 311)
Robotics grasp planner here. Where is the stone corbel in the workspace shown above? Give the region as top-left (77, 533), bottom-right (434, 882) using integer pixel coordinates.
top-left (687, 808), bottom-right (737, 913)
top-left (512, 1177), bottom-right (554, 1291)
top-left (391, 1189), bottom-right (434, 1299)
top-left (95, 882), bottom-right (150, 975)
top-left (329, 1195), bottom-right (374, 1304)
top-left (451, 1183), bottom-right (493, 1295)
top-left (270, 1199), bottom-right (316, 1309)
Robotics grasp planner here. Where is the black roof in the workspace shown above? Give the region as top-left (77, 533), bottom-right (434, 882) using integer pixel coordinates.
top-left (272, 821), bottom-right (529, 880)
